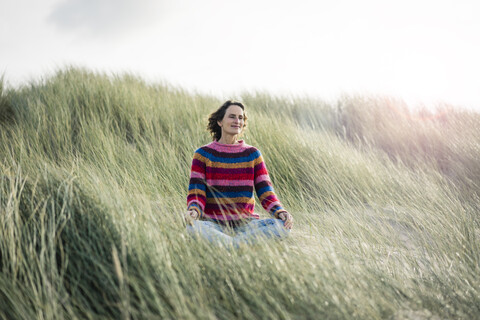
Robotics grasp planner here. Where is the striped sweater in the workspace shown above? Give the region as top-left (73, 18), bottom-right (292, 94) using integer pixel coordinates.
top-left (187, 140), bottom-right (287, 221)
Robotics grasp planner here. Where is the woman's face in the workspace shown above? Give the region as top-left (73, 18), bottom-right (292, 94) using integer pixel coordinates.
top-left (218, 105), bottom-right (245, 137)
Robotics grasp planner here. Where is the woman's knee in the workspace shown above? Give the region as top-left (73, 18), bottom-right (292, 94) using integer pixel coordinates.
top-left (268, 218), bottom-right (290, 231)
top-left (187, 220), bottom-right (212, 235)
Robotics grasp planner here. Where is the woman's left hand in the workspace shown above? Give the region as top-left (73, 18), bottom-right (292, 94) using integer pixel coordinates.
top-left (278, 211), bottom-right (294, 230)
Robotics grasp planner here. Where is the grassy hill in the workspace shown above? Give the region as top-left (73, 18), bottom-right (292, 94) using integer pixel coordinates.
top-left (0, 68), bottom-right (479, 319)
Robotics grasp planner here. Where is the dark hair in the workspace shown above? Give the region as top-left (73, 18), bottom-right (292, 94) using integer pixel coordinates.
top-left (207, 100), bottom-right (247, 141)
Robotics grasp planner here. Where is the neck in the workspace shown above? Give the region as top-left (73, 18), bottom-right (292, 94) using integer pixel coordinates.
top-left (218, 134), bottom-right (238, 144)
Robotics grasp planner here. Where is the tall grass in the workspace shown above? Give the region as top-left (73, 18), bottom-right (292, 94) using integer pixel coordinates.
top-left (0, 67), bottom-right (479, 319)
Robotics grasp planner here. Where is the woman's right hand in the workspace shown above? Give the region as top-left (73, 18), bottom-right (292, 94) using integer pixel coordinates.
top-left (184, 210), bottom-right (199, 225)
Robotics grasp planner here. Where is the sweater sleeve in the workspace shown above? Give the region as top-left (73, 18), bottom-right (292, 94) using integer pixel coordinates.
top-left (253, 151), bottom-right (287, 218)
top-left (187, 150), bottom-right (207, 218)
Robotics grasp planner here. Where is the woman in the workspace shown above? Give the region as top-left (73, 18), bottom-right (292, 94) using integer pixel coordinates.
top-left (185, 100), bottom-right (293, 247)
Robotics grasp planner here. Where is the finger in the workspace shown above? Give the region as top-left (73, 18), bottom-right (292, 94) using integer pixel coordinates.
top-left (188, 210), bottom-right (198, 219)
top-left (286, 218), bottom-right (293, 229)
top-left (185, 216), bottom-right (195, 226)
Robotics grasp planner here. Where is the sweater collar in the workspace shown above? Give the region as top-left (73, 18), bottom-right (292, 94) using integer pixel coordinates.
top-left (212, 139), bottom-right (245, 148)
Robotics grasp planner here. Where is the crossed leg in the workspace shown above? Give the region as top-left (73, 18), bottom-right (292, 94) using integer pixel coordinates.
top-left (187, 219), bottom-right (289, 248)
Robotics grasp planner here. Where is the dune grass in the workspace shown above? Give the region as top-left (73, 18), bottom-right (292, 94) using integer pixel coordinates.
top-left (0, 67), bottom-right (479, 319)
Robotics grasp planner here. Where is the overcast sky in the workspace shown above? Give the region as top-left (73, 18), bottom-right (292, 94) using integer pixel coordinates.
top-left (2, 0), bottom-right (480, 110)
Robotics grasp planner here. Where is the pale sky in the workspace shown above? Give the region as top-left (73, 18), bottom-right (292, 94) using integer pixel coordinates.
top-left (2, 0), bottom-right (480, 110)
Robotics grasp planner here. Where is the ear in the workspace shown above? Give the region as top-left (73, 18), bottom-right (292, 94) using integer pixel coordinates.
top-left (217, 120), bottom-right (222, 127)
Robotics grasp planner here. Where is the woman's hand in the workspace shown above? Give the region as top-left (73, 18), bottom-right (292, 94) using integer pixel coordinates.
top-left (278, 211), bottom-right (294, 230)
top-left (184, 210), bottom-right (199, 225)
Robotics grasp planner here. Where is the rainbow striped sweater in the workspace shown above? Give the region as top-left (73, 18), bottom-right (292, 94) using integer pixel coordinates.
top-left (187, 140), bottom-right (287, 222)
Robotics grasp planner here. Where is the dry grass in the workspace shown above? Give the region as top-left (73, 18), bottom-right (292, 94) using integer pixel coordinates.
top-left (0, 67), bottom-right (479, 319)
